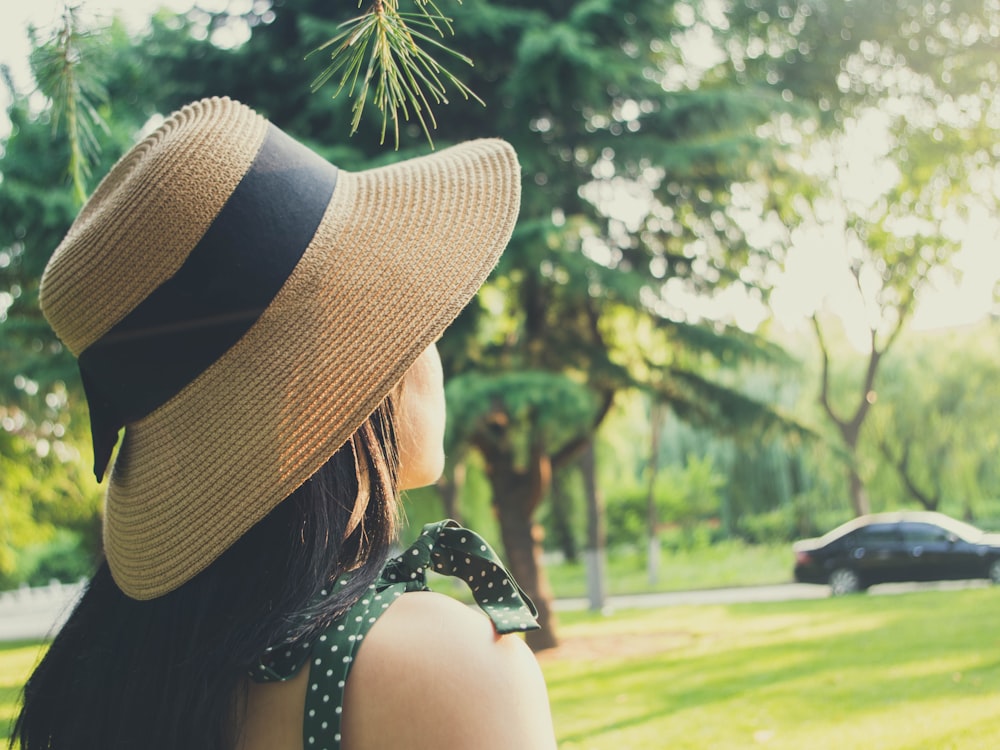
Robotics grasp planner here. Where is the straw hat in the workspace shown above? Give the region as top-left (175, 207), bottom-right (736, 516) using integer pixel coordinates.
top-left (39, 97), bottom-right (520, 600)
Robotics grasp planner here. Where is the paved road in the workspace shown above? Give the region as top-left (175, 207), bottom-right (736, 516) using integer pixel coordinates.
top-left (552, 582), bottom-right (830, 612)
top-left (0, 581), bottom-right (85, 642)
top-left (1, 579), bottom-right (989, 641)
top-left (552, 578), bottom-right (989, 612)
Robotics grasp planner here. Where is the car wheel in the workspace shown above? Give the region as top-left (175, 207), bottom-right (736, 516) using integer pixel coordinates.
top-left (989, 559), bottom-right (1000, 585)
top-left (829, 567), bottom-right (862, 596)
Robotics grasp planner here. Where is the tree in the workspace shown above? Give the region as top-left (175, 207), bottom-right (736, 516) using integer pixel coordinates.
top-left (718, 0), bottom-right (1000, 516)
top-left (423, 0), bottom-right (814, 648)
top-left (806, 111), bottom-right (976, 516)
top-left (869, 323), bottom-right (1000, 518)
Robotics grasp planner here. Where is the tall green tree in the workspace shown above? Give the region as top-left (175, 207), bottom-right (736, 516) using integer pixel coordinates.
top-left (403, 0), bottom-right (802, 648)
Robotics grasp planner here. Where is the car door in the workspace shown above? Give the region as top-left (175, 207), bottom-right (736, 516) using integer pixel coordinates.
top-left (845, 523), bottom-right (904, 584)
top-left (899, 522), bottom-right (956, 581)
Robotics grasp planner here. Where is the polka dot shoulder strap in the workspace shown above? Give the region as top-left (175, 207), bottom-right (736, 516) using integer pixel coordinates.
top-left (251, 520), bottom-right (539, 750)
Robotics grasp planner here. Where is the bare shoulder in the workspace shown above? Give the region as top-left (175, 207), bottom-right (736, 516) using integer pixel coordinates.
top-left (340, 590), bottom-right (556, 750)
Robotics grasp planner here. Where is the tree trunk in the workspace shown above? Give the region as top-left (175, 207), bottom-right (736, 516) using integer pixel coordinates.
top-left (549, 468), bottom-right (578, 564)
top-left (813, 316), bottom-right (887, 520)
top-left (486, 460), bottom-right (559, 651)
top-left (646, 402), bottom-right (664, 585)
top-left (437, 459), bottom-right (466, 524)
top-left (847, 464), bottom-right (871, 517)
top-left (579, 440), bottom-right (607, 612)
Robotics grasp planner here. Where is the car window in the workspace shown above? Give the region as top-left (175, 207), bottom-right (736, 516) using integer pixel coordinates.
top-left (901, 522), bottom-right (950, 543)
top-left (852, 524), bottom-right (899, 544)
top-left (927, 515), bottom-right (983, 542)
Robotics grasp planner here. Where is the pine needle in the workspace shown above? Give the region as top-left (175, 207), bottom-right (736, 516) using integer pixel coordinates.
top-left (31, 4), bottom-right (109, 205)
top-left (308, 0), bottom-right (482, 149)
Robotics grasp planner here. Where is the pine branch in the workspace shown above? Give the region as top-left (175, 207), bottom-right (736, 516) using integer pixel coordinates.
top-left (308, 0), bottom-right (482, 149)
top-left (30, 4), bottom-right (109, 205)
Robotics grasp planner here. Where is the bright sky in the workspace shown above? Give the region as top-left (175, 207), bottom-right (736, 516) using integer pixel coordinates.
top-left (769, 112), bottom-right (1000, 348)
top-left (3, 0), bottom-right (998, 344)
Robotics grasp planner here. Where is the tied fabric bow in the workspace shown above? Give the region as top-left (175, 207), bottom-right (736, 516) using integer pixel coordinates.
top-left (380, 519), bottom-right (540, 634)
top-left (252, 520), bottom-right (539, 681)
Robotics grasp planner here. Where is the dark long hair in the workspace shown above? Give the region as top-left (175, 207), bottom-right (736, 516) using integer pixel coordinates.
top-left (11, 396), bottom-right (400, 750)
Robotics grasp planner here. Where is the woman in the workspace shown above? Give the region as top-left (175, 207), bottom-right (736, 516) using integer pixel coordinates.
top-left (12, 97), bottom-right (556, 750)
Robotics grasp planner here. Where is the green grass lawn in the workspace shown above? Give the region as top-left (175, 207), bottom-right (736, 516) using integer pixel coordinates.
top-left (540, 587), bottom-right (1000, 749)
top-left (545, 540), bottom-right (792, 598)
top-left (3, 588), bottom-right (998, 748)
top-left (0, 640), bottom-right (44, 747)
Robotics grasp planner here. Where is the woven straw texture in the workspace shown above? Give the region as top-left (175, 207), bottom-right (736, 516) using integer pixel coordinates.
top-left (39, 98), bottom-right (520, 599)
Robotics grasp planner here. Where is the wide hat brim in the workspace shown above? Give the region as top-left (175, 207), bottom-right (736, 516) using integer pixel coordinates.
top-left (39, 98), bottom-right (520, 599)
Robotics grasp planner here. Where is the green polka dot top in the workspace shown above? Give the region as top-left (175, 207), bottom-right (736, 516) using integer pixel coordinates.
top-left (249, 520), bottom-right (540, 749)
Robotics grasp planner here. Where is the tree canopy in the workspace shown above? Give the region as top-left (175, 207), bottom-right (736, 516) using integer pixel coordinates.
top-left (1, 0), bottom-right (997, 649)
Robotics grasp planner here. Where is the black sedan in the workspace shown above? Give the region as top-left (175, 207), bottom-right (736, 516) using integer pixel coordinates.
top-left (793, 511), bottom-right (1000, 595)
